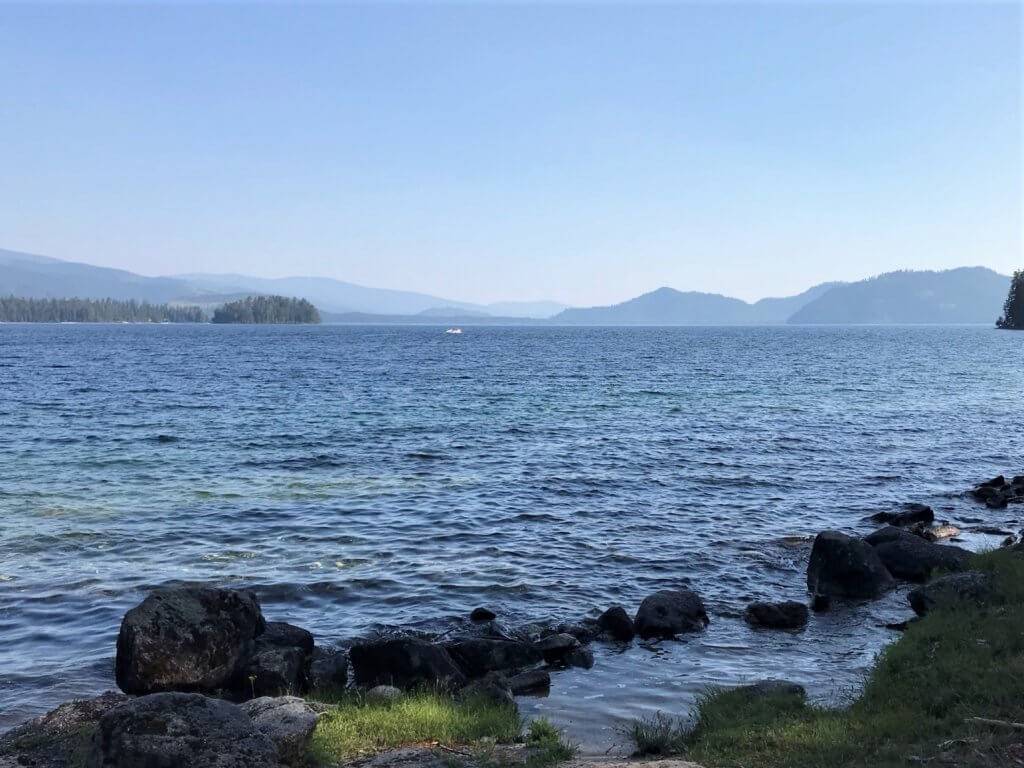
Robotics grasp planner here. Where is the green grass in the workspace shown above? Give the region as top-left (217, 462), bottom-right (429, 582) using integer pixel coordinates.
top-left (628, 711), bottom-right (690, 756)
top-left (671, 548), bottom-right (1024, 768)
top-left (310, 689), bottom-right (522, 764)
top-left (522, 718), bottom-right (578, 768)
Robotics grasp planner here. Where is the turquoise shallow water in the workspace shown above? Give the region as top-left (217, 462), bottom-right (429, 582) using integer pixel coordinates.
top-left (1, 324), bottom-right (1022, 749)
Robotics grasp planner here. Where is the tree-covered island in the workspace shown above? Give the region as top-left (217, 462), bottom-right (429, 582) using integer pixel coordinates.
top-left (211, 295), bottom-right (321, 324)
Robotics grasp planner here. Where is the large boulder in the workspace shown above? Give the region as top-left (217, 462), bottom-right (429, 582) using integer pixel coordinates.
top-left (444, 639), bottom-right (542, 678)
top-left (86, 692), bottom-right (279, 768)
top-left (241, 696), bottom-right (319, 767)
top-left (350, 638), bottom-right (466, 691)
top-left (239, 622), bottom-right (314, 698)
top-left (872, 537), bottom-right (971, 582)
top-left (597, 605), bottom-right (636, 641)
top-left (744, 601), bottom-right (808, 630)
top-left (115, 585), bottom-right (265, 695)
top-left (908, 572), bottom-right (994, 616)
top-left (507, 669), bottom-right (550, 695)
top-left (634, 589), bottom-right (709, 639)
top-left (806, 531), bottom-right (894, 599)
top-left (0, 691), bottom-right (127, 768)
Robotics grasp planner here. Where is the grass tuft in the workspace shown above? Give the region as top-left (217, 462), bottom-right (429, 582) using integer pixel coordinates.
top-left (524, 718), bottom-right (578, 767)
top-left (627, 711), bottom-right (690, 757)
top-left (310, 689), bottom-right (521, 763)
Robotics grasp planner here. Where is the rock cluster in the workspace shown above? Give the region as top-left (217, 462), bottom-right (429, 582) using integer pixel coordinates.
top-left (970, 474), bottom-right (1024, 509)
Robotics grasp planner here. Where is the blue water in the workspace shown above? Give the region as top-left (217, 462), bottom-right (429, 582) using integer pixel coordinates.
top-left (1, 324), bottom-right (1022, 750)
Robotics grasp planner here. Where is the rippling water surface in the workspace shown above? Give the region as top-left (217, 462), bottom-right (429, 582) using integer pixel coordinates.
top-left (1, 324), bottom-right (1022, 749)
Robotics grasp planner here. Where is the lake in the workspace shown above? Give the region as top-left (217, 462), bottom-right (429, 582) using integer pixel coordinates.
top-left (1, 324), bottom-right (1021, 750)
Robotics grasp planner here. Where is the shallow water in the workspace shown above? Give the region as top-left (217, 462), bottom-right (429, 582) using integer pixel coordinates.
top-left (1, 324), bottom-right (1021, 749)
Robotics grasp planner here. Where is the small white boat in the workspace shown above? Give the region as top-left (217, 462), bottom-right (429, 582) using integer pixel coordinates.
top-left (445, 327), bottom-right (463, 334)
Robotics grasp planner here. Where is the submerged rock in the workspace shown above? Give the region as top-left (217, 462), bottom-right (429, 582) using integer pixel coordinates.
top-left (744, 601), bottom-right (809, 630)
top-left (87, 692), bottom-right (279, 768)
top-left (908, 572), bottom-right (994, 616)
top-left (470, 607), bottom-right (497, 622)
top-left (869, 504), bottom-right (934, 527)
top-left (0, 691), bottom-right (127, 768)
top-left (806, 531), bottom-right (894, 599)
top-left (634, 589), bottom-right (709, 639)
top-left (872, 537), bottom-right (971, 582)
top-left (115, 585), bottom-right (265, 696)
top-left (350, 638), bottom-right (466, 691)
top-left (597, 605), bottom-right (636, 641)
top-left (445, 638), bottom-right (542, 678)
top-left (240, 696), bottom-right (319, 767)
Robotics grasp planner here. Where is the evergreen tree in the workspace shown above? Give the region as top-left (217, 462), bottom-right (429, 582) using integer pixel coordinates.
top-left (0, 296), bottom-right (205, 323)
top-left (996, 270), bottom-right (1024, 330)
top-left (210, 295), bottom-right (320, 324)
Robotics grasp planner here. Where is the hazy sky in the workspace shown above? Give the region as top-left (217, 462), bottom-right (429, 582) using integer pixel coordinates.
top-left (1, 2), bottom-right (1020, 305)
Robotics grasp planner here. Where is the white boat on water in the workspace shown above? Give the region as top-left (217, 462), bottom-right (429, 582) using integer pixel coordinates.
top-left (445, 328), bottom-right (463, 334)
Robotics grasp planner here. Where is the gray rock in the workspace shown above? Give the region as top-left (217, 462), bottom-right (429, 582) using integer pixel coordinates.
top-left (115, 585), bottom-right (265, 695)
top-left (0, 691), bottom-right (127, 768)
top-left (634, 589), bottom-right (709, 639)
top-left (86, 692), bottom-right (279, 768)
top-left (350, 638), bottom-right (466, 691)
top-left (908, 572), bottom-right (994, 616)
top-left (307, 647), bottom-right (348, 696)
top-left (917, 523), bottom-right (960, 542)
top-left (597, 605), bottom-right (635, 641)
top-left (806, 531), bottom-right (895, 599)
top-left (564, 645), bottom-right (595, 669)
top-left (366, 685), bottom-right (403, 704)
top-left (507, 669), bottom-right (550, 695)
top-left (863, 525), bottom-right (921, 546)
top-left (238, 621), bottom-right (315, 698)
top-left (241, 696), bottom-right (319, 767)
top-left (744, 601), bottom-right (808, 630)
top-left (873, 537), bottom-right (971, 582)
top-left (445, 638), bottom-right (542, 678)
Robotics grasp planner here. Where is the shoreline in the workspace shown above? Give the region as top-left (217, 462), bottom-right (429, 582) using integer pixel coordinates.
top-left (2, 472), bottom-right (1021, 767)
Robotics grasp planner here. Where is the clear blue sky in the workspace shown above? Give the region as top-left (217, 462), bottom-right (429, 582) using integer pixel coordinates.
top-left (1, 2), bottom-right (1020, 305)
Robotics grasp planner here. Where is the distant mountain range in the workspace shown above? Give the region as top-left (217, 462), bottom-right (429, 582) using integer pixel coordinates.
top-left (0, 248), bottom-right (1013, 325)
top-left (0, 249), bottom-right (566, 318)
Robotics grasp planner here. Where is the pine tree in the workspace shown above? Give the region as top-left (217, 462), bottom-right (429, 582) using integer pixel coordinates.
top-left (996, 270), bottom-right (1024, 330)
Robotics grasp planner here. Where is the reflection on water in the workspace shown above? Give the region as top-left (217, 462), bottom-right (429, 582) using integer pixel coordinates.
top-left (1, 324), bottom-right (1022, 750)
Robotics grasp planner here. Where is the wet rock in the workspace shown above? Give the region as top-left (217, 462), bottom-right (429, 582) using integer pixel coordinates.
top-left (811, 594), bottom-right (831, 613)
top-left (806, 531), bottom-right (895, 599)
top-left (597, 605), bottom-right (635, 642)
top-left (240, 696), bottom-right (319, 767)
top-left (744, 601), bottom-right (809, 630)
top-left (564, 645), bottom-right (595, 669)
top-left (536, 633), bottom-right (580, 665)
top-left (115, 585), bottom-right (265, 696)
top-left (458, 679), bottom-right (515, 708)
top-left (872, 537), bottom-right (971, 582)
top-left (445, 638), bottom-right (542, 678)
top-left (86, 692), bottom-right (279, 768)
top-left (870, 504), bottom-right (934, 527)
top-left (908, 572), bottom-right (994, 616)
top-left (350, 638), bottom-right (466, 691)
top-left (307, 647), bottom-right (348, 696)
top-left (507, 669), bottom-right (550, 695)
top-left (634, 589), bottom-right (709, 639)
top-left (863, 525), bottom-right (921, 546)
top-left (238, 622), bottom-right (315, 698)
top-left (261, 621), bottom-right (314, 654)
top-left (553, 620), bottom-right (601, 644)
top-left (366, 685), bottom-right (403, 703)
top-left (0, 691), bottom-right (127, 768)
top-left (970, 475), bottom-right (1024, 509)
top-left (470, 607), bottom-right (497, 622)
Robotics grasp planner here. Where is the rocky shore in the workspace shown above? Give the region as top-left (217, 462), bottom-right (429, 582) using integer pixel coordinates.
top-left (3, 473), bottom-right (1022, 768)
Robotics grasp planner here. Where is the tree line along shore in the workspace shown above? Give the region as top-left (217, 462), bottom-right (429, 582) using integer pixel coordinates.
top-left (2, 473), bottom-right (1024, 768)
top-left (0, 295), bottom-right (320, 324)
